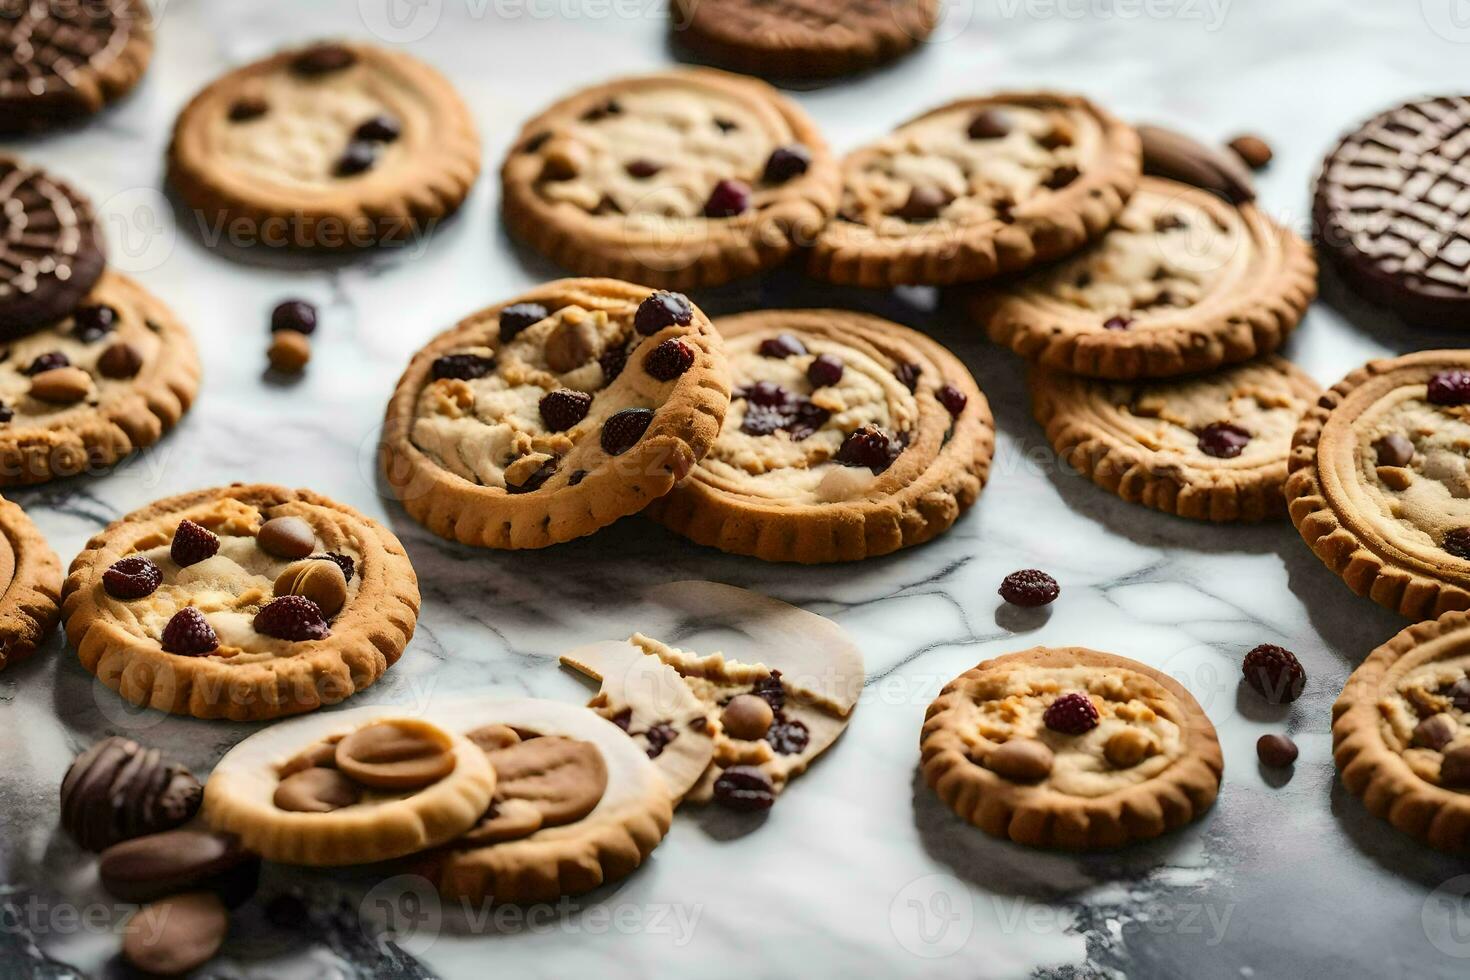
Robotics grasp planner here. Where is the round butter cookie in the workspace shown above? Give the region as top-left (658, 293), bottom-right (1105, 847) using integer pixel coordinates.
top-left (0, 493), bottom-right (61, 671)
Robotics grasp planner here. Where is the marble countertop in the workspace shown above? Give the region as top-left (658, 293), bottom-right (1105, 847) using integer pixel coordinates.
top-left (4, 1), bottom-right (1470, 977)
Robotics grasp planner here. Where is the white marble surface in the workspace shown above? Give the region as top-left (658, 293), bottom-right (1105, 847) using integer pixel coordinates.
top-left (5, 1), bottom-right (1470, 977)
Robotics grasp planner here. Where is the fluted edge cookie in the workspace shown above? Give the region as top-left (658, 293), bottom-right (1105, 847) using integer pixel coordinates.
top-left (1031, 356), bottom-right (1321, 523)
top-left (809, 92), bottom-right (1141, 287)
top-left (920, 647), bottom-right (1223, 850)
top-left (62, 484), bottom-right (419, 721)
top-left (0, 495), bottom-right (62, 670)
top-left (501, 69), bottom-right (840, 289)
top-left (168, 41), bottom-right (481, 250)
top-left (381, 279), bottom-right (730, 550)
top-left (1333, 610), bottom-right (1470, 854)
top-left (646, 309), bottom-right (993, 562)
top-left (1286, 351), bottom-right (1470, 620)
top-left (977, 176), bottom-right (1316, 379)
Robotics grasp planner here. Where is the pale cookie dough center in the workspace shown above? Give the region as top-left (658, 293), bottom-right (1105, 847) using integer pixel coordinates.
top-left (1351, 388), bottom-right (1470, 553)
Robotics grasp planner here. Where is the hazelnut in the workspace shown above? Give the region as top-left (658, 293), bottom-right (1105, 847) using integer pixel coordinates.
top-left (29, 366), bottom-right (91, 404)
top-left (98, 342), bottom-right (144, 379)
top-left (985, 738), bottom-right (1053, 783)
top-left (1104, 728), bottom-right (1156, 769)
top-left (1415, 713), bottom-right (1460, 752)
top-left (273, 558), bottom-right (349, 618)
top-left (268, 330), bottom-right (311, 373)
top-left (544, 316), bottom-right (603, 373)
top-left (257, 516), bottom-right (316, 560)
top-left (1228, 134), bottom-right (1273, 170)
top-left (722, 694), bottom-right (774, 740)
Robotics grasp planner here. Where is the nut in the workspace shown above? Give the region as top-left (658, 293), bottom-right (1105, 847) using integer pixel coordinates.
top-left (268, 330), bottom-right (311, 374)
top-left (1227, 134), bottom-right (1273, 170)
top-left (985, 738), bottom-right (1053, 783)
top-left (98, 342), bottom-right (144, 379)
top-left (1103, 728), bottom-right (1156, 769)
top-left (29, 366), bottom-right (92, 404)
top-left (721, 694), bottom-right (774, 740)
top-left (273, 558), bottom-right (348, 618)
top-left (544, 316), bottom-right (603, 372)
top-left (257, 516), bottom-right (316, 560)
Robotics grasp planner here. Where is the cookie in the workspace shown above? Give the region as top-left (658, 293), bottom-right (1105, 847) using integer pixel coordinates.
top-left (669, 0), bottom-right (940, 80)
top-left (0, 269), bottom-right (199, 486)
top-left (1314, 96), bottom-right (1470, 325)
top-left (0, 493), bottom-right (61, 670)
top-left (808, 92), bottom-right (1140, 287)
top-left (645, 309), bottom-right (993, 562)
top-left (501, 69), bottom-right (839, 289)
top-left (0, 157), bottom-right (106, 336)
top-left (920, 647), bottom-right (1224, 850)
top-left (1334, 610), bottom-right (1470, 854)
top-left (417, 697), bottom-right (673, 904)
top-left (1031, 356), bottom-right (1321, 523)
top-left (60, 736), bottom-right (202, 852)
top-left (168, 41), bottom-right (480, 250)
top-left (0, 0), bottom-right (153, 135)
top-left (204, 711), bottom-right (496, 866)
top-left (976, 176), bottom-right (1317, 379)
top-left (61, 484), bottom-right (420, 721)
top-left (1286, 351), bottom-right (1470, 620)
top-left (380, 279), bottom-right (730, 549)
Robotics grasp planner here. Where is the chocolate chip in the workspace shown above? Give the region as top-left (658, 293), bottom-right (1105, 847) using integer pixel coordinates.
top-left (273, 767), bottom-right (361, 812)
top-left (626, 159), bottom-right (662, 179)
top-left (1044, 165), bottom-right (1080, 190)
top-left (1373, 433), bottom-right (1415, 467)
top-left (1445, 528), bottom-right (1470, 559)
top-left (807, 353), bottom-right (844, 387)
top-left (292, 43), bottom-right (357, 76)
top-left (354, 114), bottom-right (401, 143)
top-left (98, 342), bottom-right (143, 379)
top-left (432, 352), bottom-right (494, 381)
top-left (1155, 214), bottom-right (1188, 232)
top-left (72, 304), bottom-right (116, 342)
top-left (0, 403), bottom-right (13, 423)
top-left (569, 469), bottom-right (589, 486)
top-left (1103, 316), bottom-right (1132, 331)
top-left (712, 765), bottom-right (775, 811)
top-left (895, 186), bottom-right (953, 222)
top-left (894, 362), bottom-right (920, 392)
top-left (229, 97), bottom-right (268, 122)
top-left (704, 178), bottom-right (751, 218)
top-left (122, 892), bottom-right (228, 977)
top-left (270, 299), bottom-right (317, 335)
top-left (1197, 421), bottom-right (1251, 459)
top-left (582, 99), bottom-right (621, 122)
top-left (759, 333), bottom-right (806, 359)
top-left (100, 830), bottom-right (259, 907)
top-left (1255, 733), bottom-right (1298, 768)
top-left (601, 407), bottom-right (654, 455)
top-left (967, 108), bottom-right (1012, 140)
top-left (505, 456), bottom-right (558, 494)
top-left (335, 141), bottom-right (377, 177)
top-left (986, 738), bottom-right (1053, 782)
top-left (937, 384), bottom-right (967, 417)
top-left (713, 117), bottom-right (738, 132)
top-left (60, 737), bottom-right (203, 851)
top-left (762, 144), bottom-right (811, 184)
top-left (499, 302), bottom-right (549, 342)
top-left (335, 721), bottom-right (455, 791)
top-left (24, 351), bottom-right (68, 375)
top-left (257, 516), bottom-right (316, 560)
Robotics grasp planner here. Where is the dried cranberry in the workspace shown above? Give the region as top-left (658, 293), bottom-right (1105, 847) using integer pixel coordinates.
top-left (72, 305), bottom-right (116, 343)
top-left (751, 671), bottom-right (785, 711)
top-left (354, 114), bottom-right (401, 142)
top-left (807, 354), bottom-right (844, 387)
top-left (936, 384), bottom-right (967, 417)
top-left (170, 520), bottom-right (219, 567)
top-left (499, 303), bottom-right (549, 342)
top-left (786, 402), bottom-right (830, 441)
top-left (967, 109), bottom-right (1011, 140)
top-left (334, 141), bottom-right (377, 177)
top-left (744, 381), bottom-right (791, 408)
top-left (712, 765), bottom-right (775, 811)
top-left (254, 595), bottom-right (331, 642)
top-left (703, 179), bottom-right (751, 218)
top-left (634, 292), bottom-right (692, 336)
top-left (1197, 422), bottom-right (1251, 459)
top-left (644, 339), bottom-right (695, 381)
top-left (1427, 369), bottom-right (1470, 406)
top-left (1445, 528), bottom-right (1470, 559)
top-left (103, 556), bottom-right (162, 600)
top-left (1043, 692), bottom-right (1099, 735)
top-left (894, 362), bottom-right (920, 392)
top-left (764, 715), bottom-right (809, 755)
top-left (539, 389), bottom-right (592, 431)
top-left (161, 608), bottom-right (218, 656)
top-left (836, 426), bottom-right (898, 473)
top-left (1241, 644), bottom-right (1305, 704)
top-left (271, 300), bottom-right (317, 335)
top-left (431, 353), bottom-right (495, 381)
top-left (762, 145), bottom-right (810, 184)
top-left (998, 569), bottom-right (1059, 607)
top-left (741, 403), bottom-right (786, 437)
top-left (506, 457), bottom-right (557, 494)
top-left (759, 334), bottom-right (807, 359)
top-left (601, 408), bottom-right (654, 455)
top-left (643, 722), bottom-right (678, 759)
top-left (24, 351), bottom-right (68, 375)
top-left (310, 552), bottom-right (355, 583)
top-left (1103, 316), bottom-right (1131, 331)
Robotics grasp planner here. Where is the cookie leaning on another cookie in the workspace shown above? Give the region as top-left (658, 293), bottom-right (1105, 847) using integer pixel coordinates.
top-left (0, 495), bottom-right (62, 671)
top-left (646, 309), bottom-right (992, 562)
top-left (381, 279), bottom-right (730, 549)
top-left (501, 69), bottom-right (839, 289)
top-left (1031, 356), bottom-right (1321, 523)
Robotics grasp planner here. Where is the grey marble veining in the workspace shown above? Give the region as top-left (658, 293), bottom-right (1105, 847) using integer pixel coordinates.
top-left (4, 1), bottom-right (1470, 977)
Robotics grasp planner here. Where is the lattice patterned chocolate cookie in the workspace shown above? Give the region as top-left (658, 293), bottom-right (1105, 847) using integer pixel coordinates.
top-left (0, 270), bottom-right (199, 486)
top-left (645, 309), bottom-right (992, 562)
top-left (168, 41), bottom-right (481, 250)
top-left (205, 711), bottom-right (496, 866)
top-left (1286, 351), bottom-right (1470, 619)
top-left (669, 0), bottom-right (940, 80)
top-left (0, 0), bottom-right (153, 135)
top-left (1314, 96), bottom-right (1470, 325)
top-left (0, 493), bottom-right (60, 671)
top-left (921, 647), bottom-right (1223, 850)
top-left (0, 157), bottom-right (105, 336)
top-left (977, 176), bottom-right (1317, 379)
top-left (62, 484), bottom-right (419, 721)
top-left (381, 279), bottom-right (730, 549)
top-left (808, 92), bottom-right (1140, 287)
top-left (1334, 610), bottom-right (1470, 854)
top-left (501, 69), bottom-right (839, 289)
top-left (1031, 356), bottom-right (1321, 523)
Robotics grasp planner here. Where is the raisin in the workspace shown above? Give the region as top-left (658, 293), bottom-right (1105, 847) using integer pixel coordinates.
top-left (643, 339), bottom-right (695, 381)
top-left (712, 766), bottom-right (775, 811)
top-left (499, 303), bottom-right (549, 342)
top-left (601, 408), bottom-right (653, 455)
top-left (431, 353), bottom-right (494, 381)
top-left (539, 389), bottom-right (592, 431)
top-left (634, 292), bottom-right (692, 336)
top-left (998, 569), bottom-right (1059, 607)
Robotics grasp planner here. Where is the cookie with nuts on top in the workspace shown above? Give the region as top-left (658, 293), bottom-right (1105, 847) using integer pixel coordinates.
top-left (0, 493), bottom-right (62, 671)
top-left (168, 41), bottom-right (480, 250)
top-left (977, 175), bottom-right (1316, 380)
top-left (0, 269), bottom-right (199, 486)
top-left (1031, 356), bottom-right (1321, 523)
top-left (921, 647), bottom-right (1223, 850)
top-left (501, 69), bottom-right (839, 289)
top-left (645, 309), bottom-right (993, 562)
top-left (808, 92), bottom-right (1141, 287)
top-left (61, 484), bottom-right (419, 721)
top-left (1287, 351), bottom-right (1470, 620)
top-left (381, 279), bottom-right (730, 549)
top-left (1334, 610), bottom-right (1470, 854)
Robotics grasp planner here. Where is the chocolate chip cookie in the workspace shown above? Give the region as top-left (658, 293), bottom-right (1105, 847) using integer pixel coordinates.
top-left (0, 492), bottom-right (60, 671)
top-left (205, 711), bottom-right (496, 865)
top-left (1032, 356), bottom-right (1321, 522)
top-left (1287, 351), bottom-right (1470, 619)
top-left (0, 270), bottom-right (199, 486)
top-left (381, 279), bottom-right (730, 549)
top-left (0, 157), bottom-right (106, 336)
top-left (168, 41), bottom-right (481, 250)
top-left (977, 176), bottom-right (1317, 379)
top-left (0, 0), bottom-right (153, 134)
top-left (62, 484), bottom-right (419, 721)
top-left (670, 0), bottom-right (940, 79)
top-left (808, 92), bottom-right (1141, 287)
top-left (921, 647), bottom-right (1224, 849)
top-left (645, 309), bottom-right (992, 562)
top-left (501, 69), bottom-right (839, 289)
